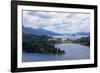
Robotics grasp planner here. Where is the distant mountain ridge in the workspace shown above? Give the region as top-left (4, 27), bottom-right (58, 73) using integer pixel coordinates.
top-left (22, 25), bottom-right (60, 36)
top-left (22, 25), bottom-right (90, 36)
top-left (75, 32), bottom-right (90, 35)
top-left (62, 32), bottom-right (90, 35)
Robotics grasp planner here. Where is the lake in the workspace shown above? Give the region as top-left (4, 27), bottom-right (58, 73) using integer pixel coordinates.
top-left (22, 43), bottom-right (90, 62)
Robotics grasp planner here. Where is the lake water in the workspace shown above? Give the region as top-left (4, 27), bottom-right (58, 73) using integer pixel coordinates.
top-left (22, 43), bottom-right (90, 62)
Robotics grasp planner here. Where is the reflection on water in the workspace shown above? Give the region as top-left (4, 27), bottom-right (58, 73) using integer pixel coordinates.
top-left (22, 43), bottom-right (90, 62)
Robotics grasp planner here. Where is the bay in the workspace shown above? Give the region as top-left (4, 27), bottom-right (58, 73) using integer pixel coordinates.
top-left (22, 43), bottom-right (90, 62)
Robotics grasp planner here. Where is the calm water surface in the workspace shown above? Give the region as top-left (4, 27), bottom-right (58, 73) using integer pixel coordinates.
top-left (22, 43), bottom-right (90, 62)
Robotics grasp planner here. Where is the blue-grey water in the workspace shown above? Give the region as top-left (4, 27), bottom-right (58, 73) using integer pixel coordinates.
top-left (22, 43), bottom-right (90, 62)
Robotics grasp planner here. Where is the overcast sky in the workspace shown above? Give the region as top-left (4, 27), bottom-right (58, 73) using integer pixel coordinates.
top-left (22, 10), bottom-right (90, 34)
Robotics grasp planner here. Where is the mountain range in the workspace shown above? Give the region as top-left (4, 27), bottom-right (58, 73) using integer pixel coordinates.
top-left (22, 25), bottom-right (90, 36)
top-left (22, 25), bottom-right (60, 36)
top-left (75, 32), bottom-right (90, 35)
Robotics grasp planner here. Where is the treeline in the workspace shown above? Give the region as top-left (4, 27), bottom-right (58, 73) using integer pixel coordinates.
top-left (22, 34), bottom-right (65, 55)
top-left (73, 36), bottom-right (90, 46)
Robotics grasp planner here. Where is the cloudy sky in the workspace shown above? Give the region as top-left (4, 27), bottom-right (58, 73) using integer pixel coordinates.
top-left (22, 10), bottom-right (90, 34)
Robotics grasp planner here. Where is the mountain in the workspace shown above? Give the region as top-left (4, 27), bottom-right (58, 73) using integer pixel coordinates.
top-left (22, 25), bottom-right (59, 36)
top-left (22, 33), bottom-right (50, 41)
top-left (60, 32), bottom-right (90, 35)
top-left (76, 32), bottom-right (90, 35)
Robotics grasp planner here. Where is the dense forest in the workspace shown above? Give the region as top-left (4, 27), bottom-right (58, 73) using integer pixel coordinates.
top-left (73, 36), bottom-right (90, 46)
top-left (22, 33), bottom-right (65, 55)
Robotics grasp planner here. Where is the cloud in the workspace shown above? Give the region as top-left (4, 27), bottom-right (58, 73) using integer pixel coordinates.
top-left (23, 10), bottom-right (90, 34)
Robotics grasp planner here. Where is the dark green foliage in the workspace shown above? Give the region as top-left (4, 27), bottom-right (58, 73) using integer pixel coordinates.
top-left (22, 33), bottom-right (65, 55)
top-left (73, 36), bottom-right (90, 46)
